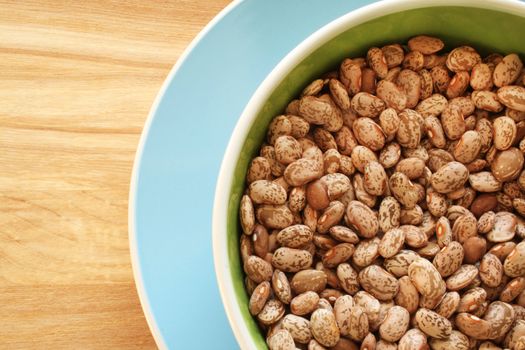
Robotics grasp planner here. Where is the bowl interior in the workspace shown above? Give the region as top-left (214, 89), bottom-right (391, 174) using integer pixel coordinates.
top-left (225, 5), bottom-right (525, 348)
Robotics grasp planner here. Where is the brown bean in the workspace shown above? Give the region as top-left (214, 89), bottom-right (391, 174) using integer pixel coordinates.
top-left (471, 63), bottom-right (494, 90)
top-left (498, 85), bottom-right (525, 112)
top-left (376, 79), bottom-right (407, 112)
top-left (472, 90), bottom-right (503, 112)
top-left (245, 255), bottom-right (273, 283)
top-left (429, 330), bottom-right (469, 350)
top-left (253, 224), bottom-right (270, 258)
top-left (402, 225), bottom-right (428, 249)
top-left (403, 50), bottom-right (425, 71)
top-left (397, 69), bottom-right (421, 108)
top-left (425, 115), bottom-right (447, 149)
top-left (335, 126), bottom-right (358, 156)
top-left (415, 308), bottom-right (452, 339)
top-left (288, 115), bottom-right (310, 139)
top-left (491, 147), bottom-right (524, 182)
top-left (457, 287), bottom-right (487, 313)
top-left (290, 292), bottom-right (318, 317)
top-left (277, 225), bottom-right (313, 248)
top-left (463, 236), bottom-right (487, 264)
top-left (435, 216), bottom-right (452, 248)
top-left (268, 329), bottom-right (295, 350)
top-left (351, 92), bottom-right (386, 118)
top-left (340, 59), bottom-right (362, 95)
top-left (353, 117), bottom-right (386, 151)
top-left (333, 294), bottom-right (354, 336)
top-left (361, 68), bottom-right (377, 95)
top-left (396, 276), bottom-right (420, 314)
top-left (446, 264), bottom-right (479, 291)
top-left (441, 105), bottom-right (466, 140)
top-left (258, 298), bottom-right (286, 326)
top-left (384, 69), bottom-right (401, 85)
top-left (313, 128), bottom-right (337, 152)
top-left (431, 66), bottom-right (451, 93)
top-left (378, 196), bottom-right (401, 233)
top-left (385, 250), bottom-right (419, 278)
top-left (397, 109), bottom-right (422, 149)
top-left (351, 145), bottom-right (378, 173)
top-left (447, 71), bottom-right (470, 99)
top-left (408, 35), bottom-right (444, 54)
top-left (431, 161), bottom-right (469, 194)
top-left (240, 195), bottom-right (256, 235)
top-left (435, 291), bottom-right (461, 319)
top-left (299, 96), bottom-right (334, 125)
top-left (452, 214), bottom-right (478, 244)
top-left (302, 79), bottom-right (324, 97)
top-left (361, 333), bottom-right (377, 350)
top-left (400, 205), bottom-right (423, 226)
top-left (367, 47), bottom-right (388, 79)
top-left (290, 270), bottom-right (326, 295)
top-left (345, 200), bottom-right (379, 238)
top-left (446, 46), bottom-right (481, 72)
top-left (347, 306), bottom-right (369, 342)
top-left (504, 242), bottom-right (525, 278)
top-left (380, 305), bottom-right (410, 342)
top-left (322, 243), bottom-right (355, 268)
top-left (379, 228), bottom-right (405, 259)
top-left (493, 53), bottom-right (523, 87)
top-left (453, 130), bottom-right (482, 164)
top-left (260, 146), bottom-right (286, 179)
top-left (419, 69), bottom-right (434, 99)
top-left (281, 314), bottom-right (312, 344)
top-left (487, 211), bottom-right (517, 243)
top-left (416, 93), bottom-right (448, 117)
top-left (376, 340), bottom-right (397, 350)
top-left (329, 225), bottom-right (359, 244)
top-left (433, 241), bottom-right (464, 278)
top-left (247, 156), bottom-right (272, 183)
top-left (249, 281), bottom-right (272, 316)
top-left (395, 157), bottom-right (425, 180)
top-left (484, 301), bottom-right (515, 339)
top-left (364, 161), bottom-right (388, 196)
top-left (353, 237), bottom-right (380, 268)
top-left (310, 309), bottom-right (340, 347)
top-left (284, 158), bottom-right (323, 187)
top-left (469, 172), bottom-right (502, 193)
top-left (306, 180), bottom-right (330, 210)
top-left (429, 149), bottom-right (453, 173)
top-left (359, 265), bottom-right (399, 301)
top-left (329, 79), bottom-right (351, 110)
top-left (378, 108), bottom-right (399, 139)
top-left (337, 263), bottom-right (360, 295)
top-left (272, 247), bottom-right (313, 273)
top-left (500, 277), bottom-right (525, 303)
top-left (493, 117), bottom-right (517, 151)
top-left (409, 257), bottom-right (446, 299)
top-left (379, 142), bottom-right (401, 168)
top-left (382, 44), bottom-right (405, 68)
top-left (389, 173), bottom-right (419, 210)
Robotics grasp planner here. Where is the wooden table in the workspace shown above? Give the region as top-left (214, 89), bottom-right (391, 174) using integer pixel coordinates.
top-left (0, 1), bottom-right (230, 348)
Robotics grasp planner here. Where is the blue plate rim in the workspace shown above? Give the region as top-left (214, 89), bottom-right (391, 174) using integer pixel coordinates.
top-left (127, 1), bottom-right (243, 348)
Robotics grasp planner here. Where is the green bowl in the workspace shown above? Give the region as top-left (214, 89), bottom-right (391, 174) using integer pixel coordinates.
top-left (213, 0), bottom-right (525, 348)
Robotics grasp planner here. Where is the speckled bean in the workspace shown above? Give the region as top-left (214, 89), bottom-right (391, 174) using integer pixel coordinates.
top-left (415, 308), bottom-right (452, 339)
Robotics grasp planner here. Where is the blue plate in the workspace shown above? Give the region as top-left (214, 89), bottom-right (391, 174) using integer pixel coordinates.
top-left (129, 0), bottom-right (374, 348)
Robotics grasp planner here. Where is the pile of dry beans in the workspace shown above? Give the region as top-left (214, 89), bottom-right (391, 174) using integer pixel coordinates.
top-left (239, 35), bottom-right (525, 350)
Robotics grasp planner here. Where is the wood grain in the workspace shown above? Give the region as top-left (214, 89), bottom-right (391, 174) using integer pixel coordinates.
top-left (0, 0), bottom-right (230, 348)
